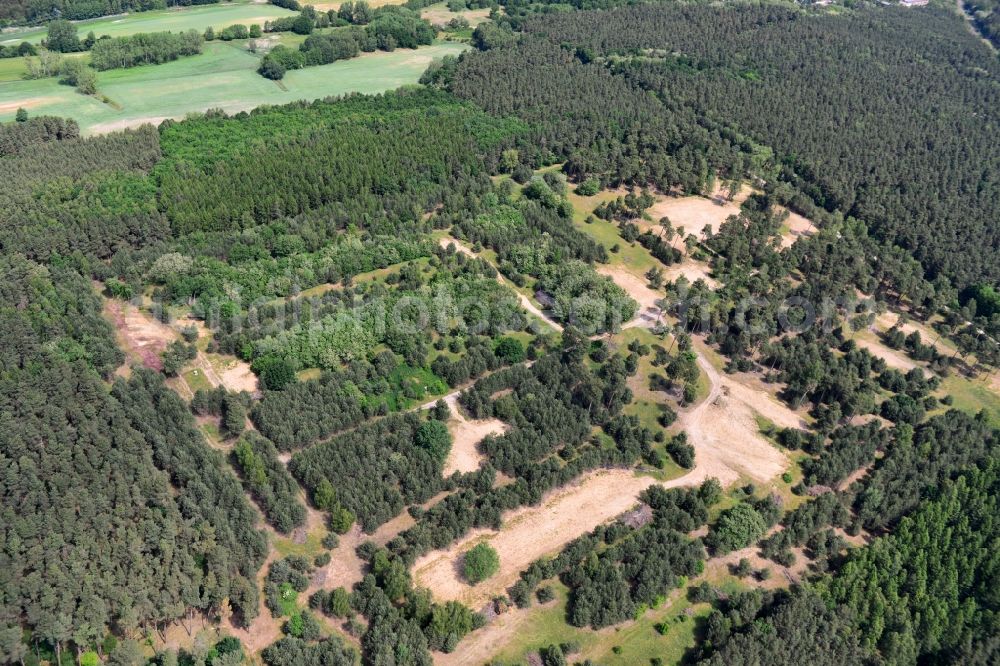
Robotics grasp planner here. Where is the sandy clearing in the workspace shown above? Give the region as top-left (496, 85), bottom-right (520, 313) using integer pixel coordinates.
top-left (717, 372), bottom-right (807, 431)
top-left (645, 182), bottom-right (749, 240)
top-left (104, 298), bottom-right (177, 371)
top-left (875, 311), bottom-right (954, 356)
top-left (184, 317), bottom-right (259, 394)
top-left (855, 338), bottom-right (918, 371)
top-left (662, 257), bottom-right (720, 290)
top-left (214, 355), bottom-right (260, 394)
top-left (838, 462), bottom-right (875, 492)
top-left (779, 207), bottom-right (816, 248)
top-left (312, 0), bottom-right (406, 9)
top-left (442, 393), bottom-right (509, 476)
top-left (413, 347), bottom-right (792, 609)
top-left (412, 468), bottom-right (668, 608)
top-left (322, 498), bottom-right (429, 592)
top-left (423, 6), bottom-right (491, 25)
top-left (597, 265), bottom-right (664, 329)
top-left (681, 355), bottom-right (791, 488)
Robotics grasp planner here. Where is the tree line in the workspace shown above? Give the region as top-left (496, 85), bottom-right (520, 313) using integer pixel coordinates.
top-left (89, 29), bottom-right (202, 69)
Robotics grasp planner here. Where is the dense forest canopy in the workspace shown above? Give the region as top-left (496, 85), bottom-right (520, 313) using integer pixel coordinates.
top-left (0, 0), bottom-right (222, 25)
top-left (1, 0), bottom-right (1000, 663)
top-left (520, 3), bottom-right (1000, 290)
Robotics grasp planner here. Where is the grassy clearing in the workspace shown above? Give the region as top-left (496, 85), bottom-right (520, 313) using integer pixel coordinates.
top-left (568, 189), bottom-right (660, 277)
top-left (491, 580), bottom-right (710, 666)
top-left (183, 367), bottom-right (213, 393)
top-left (0, 40), bottom-right (467, 131)
top-left (0, 1), bottom-right (296, 46)
top-left (936, 372), bottom-right (1000, 427)
top-left (272, 528), bottom-right (328, 560)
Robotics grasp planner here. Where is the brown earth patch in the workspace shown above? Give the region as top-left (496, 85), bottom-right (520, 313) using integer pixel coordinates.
top-left (0, 97), bottom-right (59, 113)
top-left (423, 5), bottom-right (491, 25)
top-left (104, 298), bottom-right (177, 372)
top-left (779, 207), bottom-right (817, 248)
top-left (442, 394), bottom-right (509, 477)
top-left (88, 115), bottom-right (170, 135)
top-left (662, 258), bottom-right (720, 290)
top-left (854, 338), bottom-right (918, 371)
top-left (645, 182), bottom-right (749, 240)
top-left (412, 469), bottom-right (666, 608)
top-left (596, 265), bottom-right (664, 329)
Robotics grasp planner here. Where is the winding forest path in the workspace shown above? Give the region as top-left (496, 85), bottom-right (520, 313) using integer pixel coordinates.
top-left (438, 236), bottom-right (564, 332)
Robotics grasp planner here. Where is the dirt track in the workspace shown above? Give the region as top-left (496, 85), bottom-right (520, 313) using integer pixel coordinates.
top-left (438, 237), bottom-right (563, 332)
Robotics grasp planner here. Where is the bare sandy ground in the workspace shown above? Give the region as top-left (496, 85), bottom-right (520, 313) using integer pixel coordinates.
top-left (88, 115), bottom-right (170, 134)
top-left (855, 338), bottom-right (918, 371)
top-left (778, 207), bottom-right (817, 248)
top-left (875, 312), bottom-right (954, 356)
top-left (645, 182), bottom-right (749, 240)
top-left (215, 355), bottom-right (260, 393)
top-left (412, 342), bottom-right (795, 611)
top-left (682, 354), bottom-right (793, 487)
top-left (412, 469), bottom-right (668, 609)
top-left (662, 258), bottom-right (721, 290)
top-left (104, 298), bottom-right (177, 371)
top-left (423, 6), bottom-right (491, 26)
top-left (185, 317), bottom-right (259, 394)
top-left (0, 97), bottom-right (59, 113)
top-left (596, 265), bottom-right (664, 329)
top-left (442, 394), bottom-right (509, 476)
top-left (312, 0), bottom-right (405, 9)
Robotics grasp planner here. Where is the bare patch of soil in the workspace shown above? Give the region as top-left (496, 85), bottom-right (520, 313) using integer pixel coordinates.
top-left (442, 394), bottom-right (509, 476)
top-left (104, 298), bottom-right (177, 371)
top-left (0, 97), bottom-right (59, 113)
top-left (662, 257), bottom-right (720, 290)
top-left (214, 355), bottom-right (259, 394)
top-left (423, 6), bottom-right (490, 25)
top-left (854, 338), bottom-right (918, 371)
top-left (88, 115), bottom-right (170, 134)
top-left (875, 312), bottom-right (953, 356)
top-left (778, 207), bottom-right (816, 248)
top-left (645, 182), bottom-right (748, 240)
top-left (596, 265), bottom-right (663, 329)
top-left (413, 469), bottom-right (663, 608)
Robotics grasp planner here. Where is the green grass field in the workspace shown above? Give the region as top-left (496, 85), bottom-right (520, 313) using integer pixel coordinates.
top-left (0, 40), bottom-right (467, 132)
top-left (0, 1), bottom-right (297, 46)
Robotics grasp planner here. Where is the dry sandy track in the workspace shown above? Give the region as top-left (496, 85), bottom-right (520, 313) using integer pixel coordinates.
top-left (854, 338), bottom-right (918, 371)
top-left (412, 468), bottom-right (670, 608)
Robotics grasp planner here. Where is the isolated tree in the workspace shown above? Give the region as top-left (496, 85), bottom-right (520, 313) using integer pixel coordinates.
top-left (15, 107), bottom-right (27, 122)
top-left (46, 20), bottom-right (81, 52)
top-left (707, 503), bottom-right (767, 554)
top-left (463, 543), bottom-right (499, 584)
top-left (646, 266), bottom-right (664, 289)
